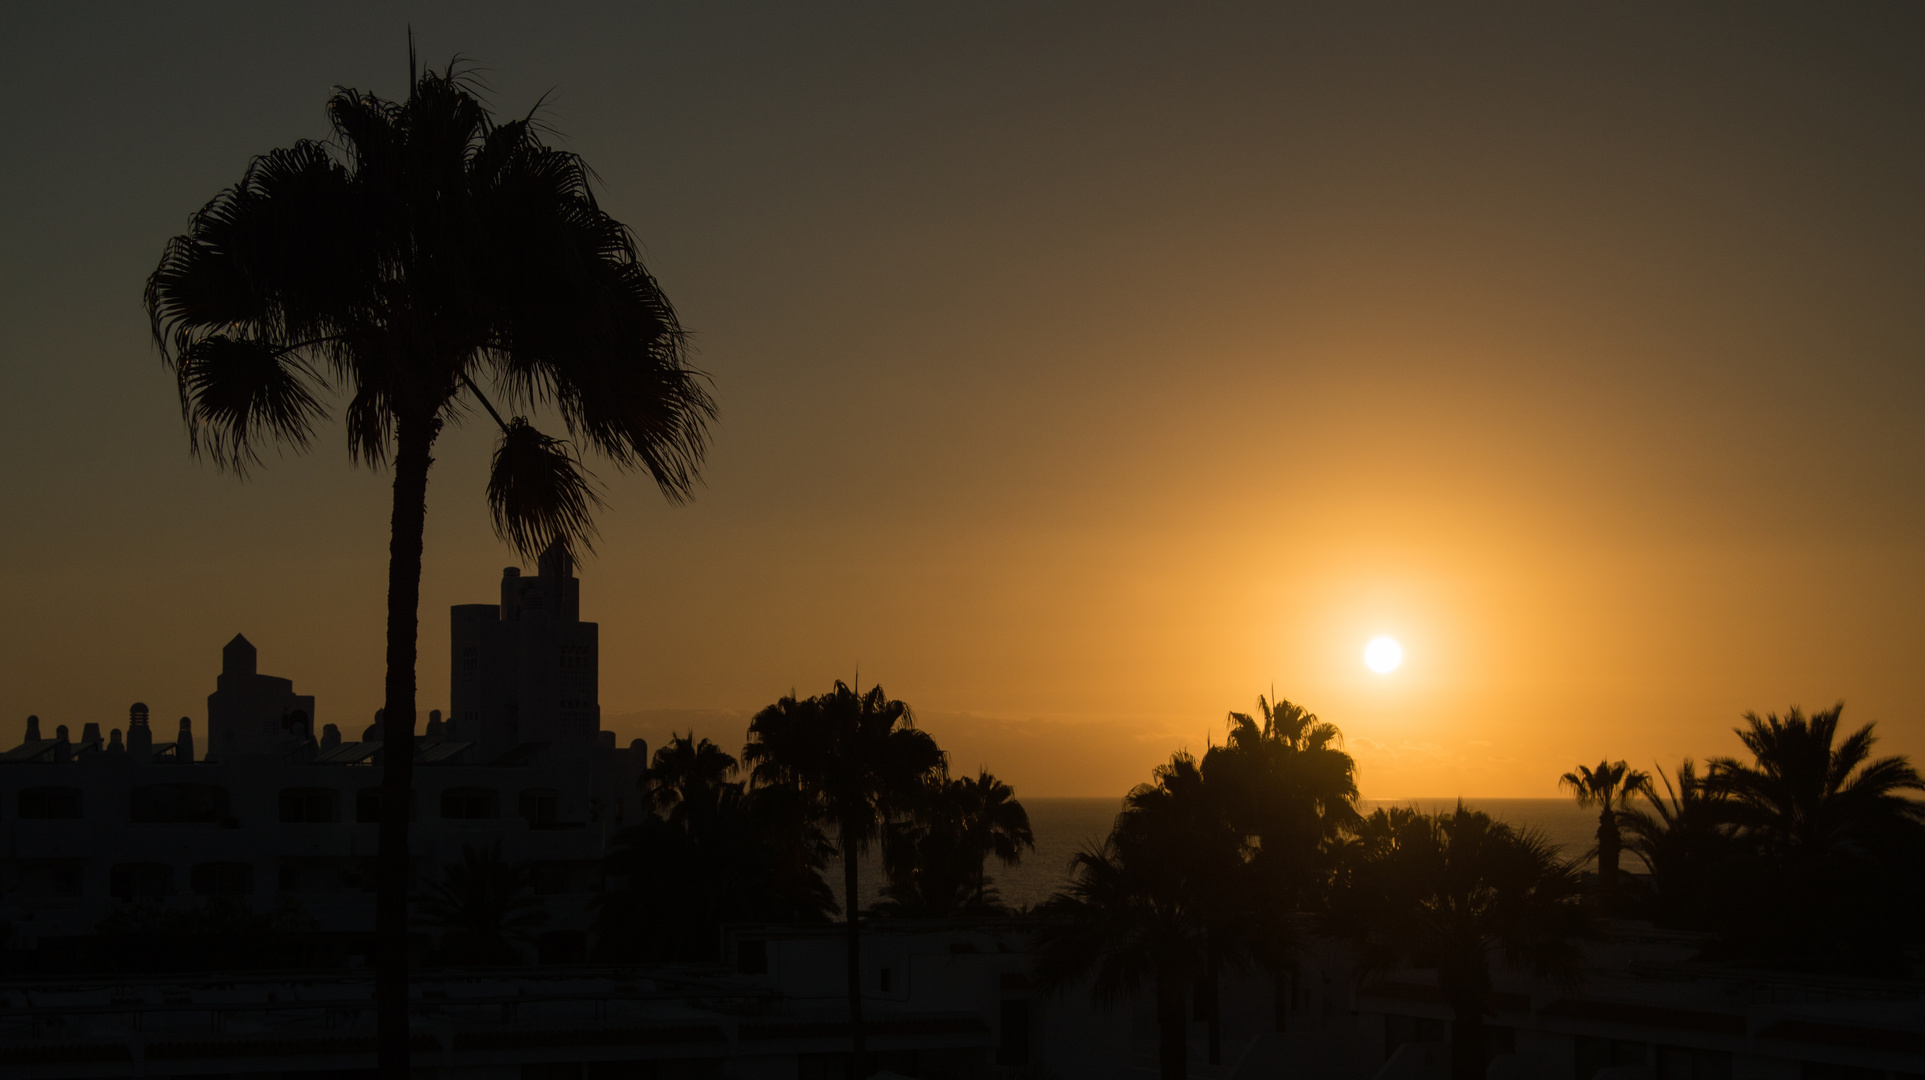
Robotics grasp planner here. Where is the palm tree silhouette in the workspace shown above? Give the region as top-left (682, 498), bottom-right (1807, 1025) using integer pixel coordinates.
top-left (743, 682), bottom-right (944, 1077)
top-left (1558, 759), bottom-right (1650, 905)
top-left (1706, 704), bottom-right (1925, 969)
top-left (646, 732), bottom-right (741, 823)
top-left (1710, 704), bottom-right (1924, 859)
top-left (1204, 694), bottom-right (1360, 1029)
top-left (1326, 805), bottom-right (1592, 1080)
top-left (1034, 752), bottom-right (1273, 1078)
top-left (1617, 760), bottom-right (1736, 928)
top-left (877, 770), bottom-right (1034, 916)
top-left (414, 841), bottom-right (546, 966)
top-left (144, 51), bottom-right (713, 1073)
top-left (596, 781), bottom-right (836, 962)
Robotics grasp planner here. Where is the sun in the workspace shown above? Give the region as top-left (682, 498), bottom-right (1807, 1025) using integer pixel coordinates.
top-left (1364, 636), bottom-right (1403, 674)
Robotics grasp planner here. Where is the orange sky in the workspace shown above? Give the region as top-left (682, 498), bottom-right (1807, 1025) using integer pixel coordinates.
top-left (1, 5), bottom-right (1921, 796)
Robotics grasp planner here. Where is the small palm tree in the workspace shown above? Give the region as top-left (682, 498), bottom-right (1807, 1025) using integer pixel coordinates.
top-left (1326, 805), bottom-right (1592, 1080)
top-left (743, 682), bottom-right (945, 1076)
top-left (596, 782), bottom-right (835, 962)
top-left (1618, 760), bottom-right (1736, 928)
top-left (145, 52), bottom-right (713, 1075)
top-left (415, 841), bottom-right (546, 966)
top-left (1558, 759), bottom-right (1651, 904)
top-left (647, 732), bottom-right (740, 823)
top-left (1034, 752), bottom-right (1273, 1078)
top-left (878, 770), bottom-right (1034, 916)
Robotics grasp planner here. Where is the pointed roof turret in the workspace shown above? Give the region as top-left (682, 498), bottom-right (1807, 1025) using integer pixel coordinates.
top-left (223, 634), bottom-right (257, 677)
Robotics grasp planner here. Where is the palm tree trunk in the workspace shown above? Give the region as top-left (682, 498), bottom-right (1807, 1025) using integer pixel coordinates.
top-left (1203, 968), bottom-right (1222, 1065)
top-left (1155, 972), bottom-right (1188, 1080)
top-left (1444, 989), bottom-right (1488, 1080)
top-left (1596, 806), bottom-right (1619, 906)
top-left (376, 412), bottom-right (435, 1080)
top-left (843, 838), bottom-right (865, 1080)
top-left (1270, 965), bottom-right (1289, 1032)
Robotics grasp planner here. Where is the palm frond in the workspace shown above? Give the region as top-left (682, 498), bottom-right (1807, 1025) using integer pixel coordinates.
top-left (174, 336), bottom-right (326, 474)
top-left (487, 416), bottom-right (603, 560)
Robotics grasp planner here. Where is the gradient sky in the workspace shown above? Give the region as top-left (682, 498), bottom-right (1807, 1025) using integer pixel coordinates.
top-left (2, 4), bottom-right (1922, 797)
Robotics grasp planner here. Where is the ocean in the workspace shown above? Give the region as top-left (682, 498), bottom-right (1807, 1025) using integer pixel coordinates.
top-left (856, 796), bottom-right (1600, 912)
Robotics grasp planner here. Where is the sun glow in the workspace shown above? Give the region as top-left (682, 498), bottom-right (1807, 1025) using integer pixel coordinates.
top-left (1364, 636), bottom-right (1404, 674)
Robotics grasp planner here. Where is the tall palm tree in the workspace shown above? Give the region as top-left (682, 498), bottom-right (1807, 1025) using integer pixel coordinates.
top-left (1558, 760), bottom-right (1651, 904)
top-left (647, 732), bottom-right (740, 823)
top-left (1617, 760), bottom-right (1736, 929)
top-left (414, 841), bottom-right (547, 966)
top-left (742, 682), bottom-right (944, 1076)
top-left (144, 54), bottom-right (713, 1074)
top-left (1706, 704), bottom-right (1925, 970)
top-left (1203, 694), bottom-right (1360, 1029)
top-left (1034, 752), bottom-right (1274, 1078)
top-left (1326, 805), bottom-right (1592, 1080)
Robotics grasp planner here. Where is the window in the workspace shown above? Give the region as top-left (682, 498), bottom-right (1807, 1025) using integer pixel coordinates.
top-left (190, 861), bottom-right (253, 897)
top-left (18, 860), bottom-right (83, 897)
top-left (110, 863), bottom-right (173, 901)
top-left (279, 787), bottom-right (340, 823)
top-left (441, 787), bottom-right (498, 820)
top-left (131, 784), bottom-right (229, 824)
top-left (462, 645), bottom-right (479, 672)
top-left (356, 787), bottom-right (415, 823)
top-left (19, 786), bottom-right (83, 819)
top-left (520, 788), bottom-right (559, 826)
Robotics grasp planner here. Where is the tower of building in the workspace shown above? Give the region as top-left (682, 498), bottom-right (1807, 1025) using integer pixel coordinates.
top-left (449, 542), bottom-right (600, 762)
top-left (205, 634), bottom-right (315, 760)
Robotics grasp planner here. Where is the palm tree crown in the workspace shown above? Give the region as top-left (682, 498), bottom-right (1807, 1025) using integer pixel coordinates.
top-left (1708, 704), bottom-right (1925, 861)
top-left (647, 732), bottom-right (741, 823)
top-left (1617, 759), bottom-right (1736, 928)
top-left (146, 61), bottom-right (713, 530)
top-left (414, 841), bottom-right (546, 966)
top-left (876, 769), bottom-right (1034, 917)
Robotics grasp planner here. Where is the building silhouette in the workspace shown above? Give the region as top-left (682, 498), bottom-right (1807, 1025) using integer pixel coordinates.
top-left (0, 551), bottom-right (646, 958)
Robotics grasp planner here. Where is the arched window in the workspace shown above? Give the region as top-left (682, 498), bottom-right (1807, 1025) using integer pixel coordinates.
top-left (278, 787), bottom-right (340, 823)
top-left (19, 786), bottom-right (83, 819)
top-left (440, 787), bottom-right (498, 820)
